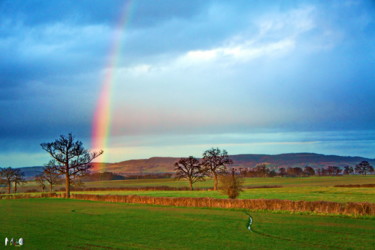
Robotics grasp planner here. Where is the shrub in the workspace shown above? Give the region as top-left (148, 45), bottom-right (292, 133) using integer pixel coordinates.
top-left (219, 172), bottom-right (244, 199)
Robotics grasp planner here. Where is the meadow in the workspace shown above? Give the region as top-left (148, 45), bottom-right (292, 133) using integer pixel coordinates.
top-left (1, 198), bottom-right (374, 249)
top-left (11, 175), bottom-right (375, 203)
top-left (75, 175), bottom-right (375, 189)
top-left (73, 186), bottom-right (375, 203)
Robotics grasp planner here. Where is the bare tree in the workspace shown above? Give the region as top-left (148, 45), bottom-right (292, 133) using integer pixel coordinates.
top-left (40, 133), bottom-right (103, 198)
top-left (343, 166), bottom-right (354, 175)
top-left (0, 167), bottom-right (15, 194)
top-left (279, 167), bottom-right (287, 177)
top-left (287, 167), bottom-right (303, 177)
top-left (327, 166), bottom-right (341, 176)
top-left (174, 156), bottom-right (206, 190)
top-left (254, 163), bottom-right (270, 177)
top-left (12, 169), bottom-right (26, 193)
top-left (202, 148), bottom-right (233, 190)
top-left (303, 166), bottom-right (315, 176)
top-left (355, 161), bottom-right (374, 175)
top-left (35, 174), bottom-right (46, 192)
top-left (40, 163), bottom-right (62, 192)
top-left (219, 168), bottom-right (244, 199)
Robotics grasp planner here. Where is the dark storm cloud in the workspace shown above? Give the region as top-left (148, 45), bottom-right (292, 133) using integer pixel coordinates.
top-left (0, 0), bottom-right (216, 150)
top-left (0, 0), bottom-right (374, 166)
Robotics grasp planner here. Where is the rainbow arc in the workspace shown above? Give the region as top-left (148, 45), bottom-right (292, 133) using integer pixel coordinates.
top-left (91, 1), bottom-right (135, 171)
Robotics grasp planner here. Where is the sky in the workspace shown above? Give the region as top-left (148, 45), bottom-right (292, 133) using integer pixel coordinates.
top-left (1, 0), bottom-right (375, 167)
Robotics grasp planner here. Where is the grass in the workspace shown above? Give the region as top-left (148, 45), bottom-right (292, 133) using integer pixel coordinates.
top-left (4, 175), bottom-right (374, 203)
top-left (79, 175), bottom-right (375, 188)
top-left (73, 186), bottom-right (375, 203)
top-left (14, 175), bottom-right (375, 193)
top-left (1, 198), bottom-right (374, 249)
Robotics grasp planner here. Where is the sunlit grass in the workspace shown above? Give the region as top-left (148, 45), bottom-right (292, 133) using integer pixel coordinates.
top-left (73, 186), bottom-right (375, 203)
top-left (5, 175), bottom-right (374, 204)
top-left (1, 198), bottom-right (374, 249)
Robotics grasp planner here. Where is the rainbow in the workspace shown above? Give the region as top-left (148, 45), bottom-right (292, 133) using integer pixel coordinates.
top-left (91, 1), bottom-right (135, 171)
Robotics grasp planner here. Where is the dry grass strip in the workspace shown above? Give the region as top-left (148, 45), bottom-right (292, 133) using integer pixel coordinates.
top-left (1, 193), bottom-right (374, 216)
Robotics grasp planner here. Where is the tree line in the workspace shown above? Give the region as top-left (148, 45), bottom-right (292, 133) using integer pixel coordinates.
top-left (235, 161), bottom-right (374, 177)
top-left (0, 167), bottom-right (26, 194)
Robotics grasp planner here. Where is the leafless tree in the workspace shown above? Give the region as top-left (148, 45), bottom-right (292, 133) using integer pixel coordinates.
top-left (174, 156), bottom-right (206, 190)
top-left (327, 166), bottom-right (341, 176)
top-left (40, 133), bottom-right (103, 198)
top-left (287, 167), bottom-right (303, 177)
top-left (343, 166), bottom-right (354, 175)
top-left (35, 174), bottom-right (46, 192)
top-left (0, 167), bottom-right (16, 194)
top-left (12, 169), bottom-right (26, 193)
top-left (202, 148), bottom-right (233, 190)
top-left (279, 167), bottom-right (287, 177)
top-left (37, 163), bottom-right (62, 192)
top-left (254, 163), bottom-right (270, 177)
top-left (355, 161), bottom-right (374, 175)
top-left (303, 166), bottom-right (315, 176)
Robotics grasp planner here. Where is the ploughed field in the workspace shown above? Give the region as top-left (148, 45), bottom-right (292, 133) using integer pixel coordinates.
top-left (1, 198), bottom-right (374, 249)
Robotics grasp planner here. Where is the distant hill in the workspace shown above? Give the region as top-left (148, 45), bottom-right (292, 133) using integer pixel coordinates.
top-left (17, 166), bottom-right (44, 180)
top-left (92, 157), bottom-right (178, 175)
top-left (229, 153), bottom-right (374, 170)
top-left (16, 153), bottom-right (375, 177)
top-left (92, 153), bottom-right (375, 174)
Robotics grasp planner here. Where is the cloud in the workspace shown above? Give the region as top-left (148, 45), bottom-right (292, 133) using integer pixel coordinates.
top-left (0, 0), bottom-right (374, 166)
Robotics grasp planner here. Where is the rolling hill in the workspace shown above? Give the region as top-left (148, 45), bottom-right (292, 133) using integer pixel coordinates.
top-left (91, 153), bottom-right (375, 174)
top-left (16, 153), bottom-right (374, 177)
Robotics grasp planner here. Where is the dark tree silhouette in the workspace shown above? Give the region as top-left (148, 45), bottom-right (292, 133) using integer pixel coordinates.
top-left (0, 167), bottom-right (16, 194)
top-left (41, 133), bottom-right (103, 198)
top-left (174, 156), bottom-right (206, 190)
top-left (303, 166), bottom-right (315, 176)
top-left (327, 166), bottom-right (341, 176)
top-left (37, 163), bottom-right (62, 192)
top-left (219, 168), bottom-right (244, 199)
top-left (287, 167), bottom-right (303, 177)
top-left (12, 169), bottom-right (26, 193)
top-left (343, 166), bottom-right (354, 175)
top-left (254, 163), bottom-right (270, 177)
top-left (279, 167), bottom-right (287, 177)
top-left (202, 148), bottom-right (233, 190)
top-left (355, 161), bottom-right (374, 175)
top-left (35, 174), bottom-right (46, 192)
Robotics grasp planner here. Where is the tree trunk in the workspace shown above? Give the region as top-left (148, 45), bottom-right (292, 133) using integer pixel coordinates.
top-left (213, 173), bottom-right (218, 191)
top-left (50, 183), bottom-right (53, 192)
top-left (65, 173), bottom-right (70, 198)
top-left (7, 181), bottom-right (11, 194)
top-left (14, 183), bottom-right (17, 193)
top-left (189, 178), bottom-right (193, 191)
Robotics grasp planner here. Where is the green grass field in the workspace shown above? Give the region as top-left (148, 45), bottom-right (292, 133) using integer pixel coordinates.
top-left (1, 198), bottom-right (374, 249)
top-left (73, 186), bottom-right (375, 203)
top-left (77, 175), bottom-right (374, 203)
top-left (5, 175), bottom-right (375, 203)
top-left (78, 175), bottom-right (375, 189)
top-left (15, 175), bottom-right (375, 192)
